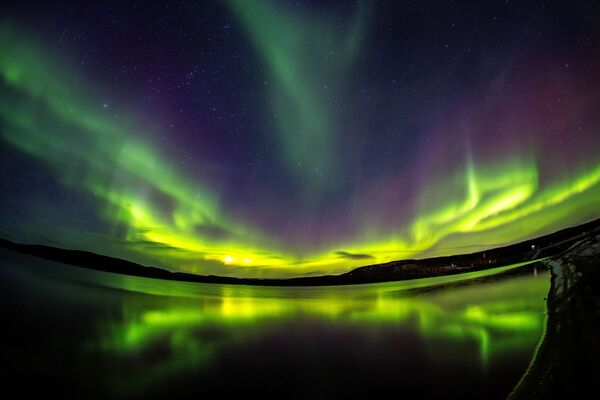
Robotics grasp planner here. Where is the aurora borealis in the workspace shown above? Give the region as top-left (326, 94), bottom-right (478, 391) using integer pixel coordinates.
top-left (1, 1), bottom-right (599, 278)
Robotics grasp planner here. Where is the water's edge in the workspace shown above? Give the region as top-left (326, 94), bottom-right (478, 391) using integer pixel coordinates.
top-left (509, 234), bottom-right (600, 398)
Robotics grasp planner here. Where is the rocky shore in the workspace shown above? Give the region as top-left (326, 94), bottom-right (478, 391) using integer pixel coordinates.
top-left (510, 231), bottom-right (600, 398)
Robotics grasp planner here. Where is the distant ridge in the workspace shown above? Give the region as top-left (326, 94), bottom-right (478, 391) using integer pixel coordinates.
top-left (1, 218), bottom-right (599, 286)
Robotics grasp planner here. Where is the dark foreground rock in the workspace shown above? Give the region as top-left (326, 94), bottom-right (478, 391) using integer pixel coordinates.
top-left (510, 233), bottom-right (600, 399)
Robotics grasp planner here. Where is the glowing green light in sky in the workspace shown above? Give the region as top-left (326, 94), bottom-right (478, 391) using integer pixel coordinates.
top-left (226, 0), bottom-right (368, 195)
top-left (1, 22), bottom-right (599, 277)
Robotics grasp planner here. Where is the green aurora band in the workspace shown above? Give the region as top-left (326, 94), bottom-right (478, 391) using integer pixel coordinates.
top-left (1, 22), bottom-right (600, 278)
top-left (226, 0), bottom-right (368, 196)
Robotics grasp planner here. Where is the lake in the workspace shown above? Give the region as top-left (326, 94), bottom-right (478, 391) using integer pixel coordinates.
top-left (0, 249), bottom-right (549, 399)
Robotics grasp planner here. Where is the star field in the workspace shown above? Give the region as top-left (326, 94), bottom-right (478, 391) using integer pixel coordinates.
top-left (0, 1), bottom-right (599, 278)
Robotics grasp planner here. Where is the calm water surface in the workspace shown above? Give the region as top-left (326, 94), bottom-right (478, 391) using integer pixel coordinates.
top-left (1, 250), bottom-right (549, 399)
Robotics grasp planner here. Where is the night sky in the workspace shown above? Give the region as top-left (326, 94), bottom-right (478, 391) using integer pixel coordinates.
top-left (1, 1), bottom-right (599, 278)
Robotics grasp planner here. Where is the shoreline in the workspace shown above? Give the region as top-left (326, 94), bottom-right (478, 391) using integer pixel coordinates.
top-left (0, 218), bottom-right (598, 286)
top-left (509, 231), bottom-right (600, 398)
